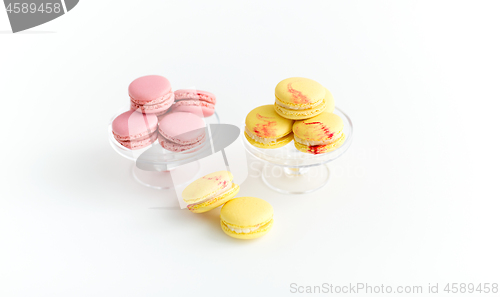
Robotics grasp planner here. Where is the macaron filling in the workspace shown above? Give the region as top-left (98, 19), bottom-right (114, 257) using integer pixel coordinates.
top-left (172, 100), bottom-right (215, 108)
top-left (225, 224), bottom-right (261, 234)
top-left (221, 218), bottom-right (273, 234)
top-left (187, 182), bottom-right (234, 206)
top-left (158, 133), bottom-right (206, 152)
top-left (130, 95), bottom-right (173, 111)
top-left (275, 97), bottom-right (324, 110)
top-left (130, 92), bottom-right (174, 106)
top-left (244, 127), bottom-right (290, 144)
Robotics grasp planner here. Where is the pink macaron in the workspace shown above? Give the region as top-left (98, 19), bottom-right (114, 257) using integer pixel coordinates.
top-left (112, 110), bottom-right (158, 150)
top-left (158, 112), bottom-right (206, 152)
top-left (129, 75), bottom-right (175, 117)
top-left (170, 89), bottom-right (216, 117)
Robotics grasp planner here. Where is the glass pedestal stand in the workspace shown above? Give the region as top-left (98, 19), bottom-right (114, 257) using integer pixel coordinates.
top-left (108, 109), bottom-right (220, 189)
top-left (242, 107), bottom-right (353, 194)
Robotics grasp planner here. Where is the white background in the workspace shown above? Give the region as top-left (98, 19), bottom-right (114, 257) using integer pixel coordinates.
top-left (1, 1), bottom-right (499, 296)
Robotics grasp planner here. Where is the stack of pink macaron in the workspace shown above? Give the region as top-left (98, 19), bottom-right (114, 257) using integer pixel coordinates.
top-left (111, 75), bottom-right (217, 151)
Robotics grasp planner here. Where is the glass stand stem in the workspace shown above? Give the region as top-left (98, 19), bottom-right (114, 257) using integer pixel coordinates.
top-left (131, 161), bottom-right (200, 190)
top-left (283, 167), bottom-right (309, 177)
top-left (262, 163), bottom-right (330, 194)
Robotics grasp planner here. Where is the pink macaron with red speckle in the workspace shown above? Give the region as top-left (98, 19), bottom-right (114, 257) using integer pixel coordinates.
top-left (112, 110), bottom-right (158, 150)
top-left (158, 112), bottom-right (206, 152)
top-left (170, 89), bottom-right (216, 117)
top-left (129, 75), bottom-right (175, 117)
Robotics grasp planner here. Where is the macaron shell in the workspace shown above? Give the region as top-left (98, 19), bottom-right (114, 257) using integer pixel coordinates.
top-left (188, 183), bottom-right (240, 213)
top-left (323, 89), bottom-right (335, 113)
top-left (220, 197), bottom-right (274, 228)
top-left (293, 112), bottom-right (344, 142)
top-left (158, 112), bottom-right (206, 144)
top-left (245, 105), bottom-right (293, 139)
top-left (153, 109), bottom-right (169, 118)
top-left (294, 133), bottom-right (346, 154)
top-left (128, 75), bottom-right (172, 104)
top-left (182, 171), bottom-right (234, 204)
top-left (244, 131), bottom-right (293, 149)
top-left (274, 99), bottom-right (326, 120)
top-left (169, 100), bottom-right (215, 117)
top-left (174, 89), bottom-right (216, 104)
top-left (275, 77), bottom-right (325, 106)
top-left (112, 110), bottom-right (158, 140)
top-left (221, 219), bottom-right (273, 240)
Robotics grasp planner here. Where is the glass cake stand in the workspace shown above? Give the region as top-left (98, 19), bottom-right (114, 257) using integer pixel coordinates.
top-left (108, 108), bottom-right (220, 189)
top-left (242, 107), bottom-right (353, 194)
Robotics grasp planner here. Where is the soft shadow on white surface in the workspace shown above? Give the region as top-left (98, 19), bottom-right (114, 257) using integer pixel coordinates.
top-left (29, 144), bottom-right (181, 210)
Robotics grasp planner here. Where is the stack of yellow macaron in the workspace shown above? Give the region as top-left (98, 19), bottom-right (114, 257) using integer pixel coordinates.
top-left (182, 171), bottom-right (274, 240)
top-left (244, 77), bottom-right (344, 155)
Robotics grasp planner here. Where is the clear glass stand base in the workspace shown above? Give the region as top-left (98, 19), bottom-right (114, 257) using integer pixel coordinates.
top-left (131, 161), bottom-right (200, 190)
top-left (261, 163), bottom-right (330, 194)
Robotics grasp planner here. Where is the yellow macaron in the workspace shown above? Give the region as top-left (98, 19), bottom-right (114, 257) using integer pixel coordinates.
top-left (245, 104), bottom-right (294, 149)
top-left (274, 77), bottom-right (327, 120)
top-left (323, 88), bottom-right (335, 113)
top-left (182, 171), bottom-right (240, 213)
top-left (293, 112), bottom-right (345, 154)
top-left (220, 197), bottom-right (274, 239)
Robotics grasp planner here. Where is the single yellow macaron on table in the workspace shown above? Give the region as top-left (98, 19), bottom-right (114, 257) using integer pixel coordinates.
top-left (182, 171), bottom-right (240, 213)
top-left (293, 113), bottom-right (346, 155)
top-left (244, 104), bottom-right (294, 149)
top-left (274, 77), bottom-right (327, 120)
top-left (220, 197), bottom-right (274, 239)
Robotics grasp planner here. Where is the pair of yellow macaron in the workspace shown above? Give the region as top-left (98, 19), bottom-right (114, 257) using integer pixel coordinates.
top-left (182, 171), bottom-right (273, 239)
top-left (244, 77), bottom-right (345, 154)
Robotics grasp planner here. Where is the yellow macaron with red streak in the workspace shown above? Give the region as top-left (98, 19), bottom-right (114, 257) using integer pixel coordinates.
top-left (245, 104), bottom-right (294, 149)
top-left (220, 197), bottom-right (274, 240)
top-left (274, 77), bottom-right (327, 120)
top-left (293, 112), bottom-right (345, 154)
top-left (182, 171), bottom-right (240, 213)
